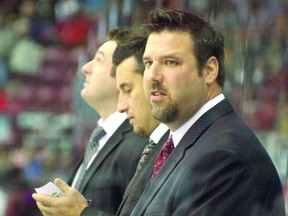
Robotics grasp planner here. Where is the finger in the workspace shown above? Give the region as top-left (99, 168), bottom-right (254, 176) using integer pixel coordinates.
top-left (36, 201), bottom-right (54, 215)
top-left (32, 193), bottom-right (54, 206)
top-left (54, 178), bottom-right (71, 193)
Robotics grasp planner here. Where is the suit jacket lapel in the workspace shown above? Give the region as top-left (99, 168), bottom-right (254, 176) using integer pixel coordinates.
top-left (133, 99), bottom-right (234, 215)
top-left (67, 159), bottom-right (82, 186)
top-left (79, 120), bottom-right (132, 193)
top-left (117, 131), bottom-right (169, 215)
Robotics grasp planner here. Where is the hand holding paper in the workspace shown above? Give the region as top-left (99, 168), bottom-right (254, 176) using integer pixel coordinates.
top-left (35, 181), bottom-right (64, 197)
top-left (32, 178), bottom-right (89, 216)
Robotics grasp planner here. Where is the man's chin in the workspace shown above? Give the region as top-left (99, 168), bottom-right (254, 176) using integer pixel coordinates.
top-left (134, 126), bottom-right (149, 138)
top-left (80, 92), bottom-right (92, 105)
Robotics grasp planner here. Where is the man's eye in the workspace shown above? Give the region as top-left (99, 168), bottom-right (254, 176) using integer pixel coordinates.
top-left (166, 60), bottom-right (177, 66)
top-left (124, 89), bottom-right (132, 95)
top-left (144, 61), bottom-right (152, 69)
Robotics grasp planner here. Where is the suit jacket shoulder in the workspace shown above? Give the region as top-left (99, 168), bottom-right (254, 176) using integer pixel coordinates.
top-left (131, 99), bottom-right (285, 216)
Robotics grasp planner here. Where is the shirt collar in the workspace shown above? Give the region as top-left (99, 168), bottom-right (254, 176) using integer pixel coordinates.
top-left (149, 123), bottom-right (169, 144)
top-left (171, 94), bottom-right (225, 147)
top-left (97, 112), bottom-right (127, 137)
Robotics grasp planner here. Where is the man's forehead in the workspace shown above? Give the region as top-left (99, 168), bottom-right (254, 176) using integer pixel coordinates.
top-left (116, 63), bottom-right (133, 80)
top-left (116, 58), bottom-right (140, 84)
top-left (146, 30), bottom-right (192, 46)
top-left (96, 40), bottom-right (117, 55)
top-left (144, 32), bottom-right (193, 57)
top-left (117, 56), bottom-right (138, 70)
top-left (95, 50), bottom-right (104, 56)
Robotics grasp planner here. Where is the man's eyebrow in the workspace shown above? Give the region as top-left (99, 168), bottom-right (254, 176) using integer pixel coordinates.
top-left (143, 54), bottom-right (181, 61)
top-left (142, 56), bottom-right (151, 62)
top-left (96, 50), bottom-right (104, 56)
top-left (119, 82), bottom-right (128, 90)
top-left (160, 54), bottom-right (181, 60)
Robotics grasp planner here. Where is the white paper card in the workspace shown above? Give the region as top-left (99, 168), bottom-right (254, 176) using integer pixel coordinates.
top-left (35, 182), bottom-right (64, 197)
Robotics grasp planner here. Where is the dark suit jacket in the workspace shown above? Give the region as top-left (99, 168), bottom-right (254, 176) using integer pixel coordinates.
top-left (68, 119), bottom-right (148, 215)
top-left (81, 130), bottom-right (169, 216)
top-left (131, 99), bottom-right (285, 216)
top-left (116, 131), bottom-right (170, 216)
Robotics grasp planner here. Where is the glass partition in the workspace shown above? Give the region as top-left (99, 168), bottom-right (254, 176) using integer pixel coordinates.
top-left (0, 0), bottom-right (287, 214)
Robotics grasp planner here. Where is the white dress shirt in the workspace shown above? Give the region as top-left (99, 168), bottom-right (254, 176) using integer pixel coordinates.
top-left (171, 94), bottom-right (225, 148)
top-left (150, 123), bottom-right (169, 144)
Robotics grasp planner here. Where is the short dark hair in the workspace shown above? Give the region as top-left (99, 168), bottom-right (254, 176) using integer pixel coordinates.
top-left (107, 27), bottom-right (144, 45)
top-left (144, 8), bottom-right (225, 88)
top-left (106, 27), bottom-right (145, 77)
top-left (112, 35), bottom-right (147, 77)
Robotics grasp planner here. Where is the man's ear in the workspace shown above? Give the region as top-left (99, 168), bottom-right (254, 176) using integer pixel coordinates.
top-left (204, 56), bottom-right (219, 85)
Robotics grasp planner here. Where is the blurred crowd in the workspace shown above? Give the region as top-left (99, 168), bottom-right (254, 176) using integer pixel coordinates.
top-left (0, 0), bottom-right (287, 215)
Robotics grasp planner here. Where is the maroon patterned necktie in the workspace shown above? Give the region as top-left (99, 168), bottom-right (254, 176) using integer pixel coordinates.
top-left (151, 135), bottom-right (174, 181)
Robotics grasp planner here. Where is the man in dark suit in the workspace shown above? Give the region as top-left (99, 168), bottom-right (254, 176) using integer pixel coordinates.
top-left (77, 33), bottom-right (170, 216)
top-left (112, 36), bottom-right (169, 215)
top-left (32, 28), bottom-right (148, 215)
top-left (130, 9), bottom-right (286, 215)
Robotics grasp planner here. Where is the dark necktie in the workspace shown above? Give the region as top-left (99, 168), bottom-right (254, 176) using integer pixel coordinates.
top-left (133, 138), bottom-right (157, 178)
top-left (74, 126), bottom-right (106, 190)
top-left (151, 135), bottom-right (174, 181)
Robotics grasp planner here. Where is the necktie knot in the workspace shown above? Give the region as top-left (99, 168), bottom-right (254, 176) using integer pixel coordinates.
top-left (74, 126), bottom-right (106, 190)
top-left (133, 138), bottom-right (157, 178)
top-left (151, 135), bottom-right (174, 181)
top-left (84, 126), bottom-right (106, 164)
top-left (159, 136), bottom-right (174, 157)
top-left (91, 126), bottom-right (106, 147)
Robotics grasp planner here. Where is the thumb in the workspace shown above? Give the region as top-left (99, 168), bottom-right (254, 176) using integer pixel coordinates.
top-left (54, 178), bottom-right (70, 193)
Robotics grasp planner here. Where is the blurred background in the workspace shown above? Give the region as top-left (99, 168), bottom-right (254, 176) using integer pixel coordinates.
top-left (0, 0), bottom-right (287, 215)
